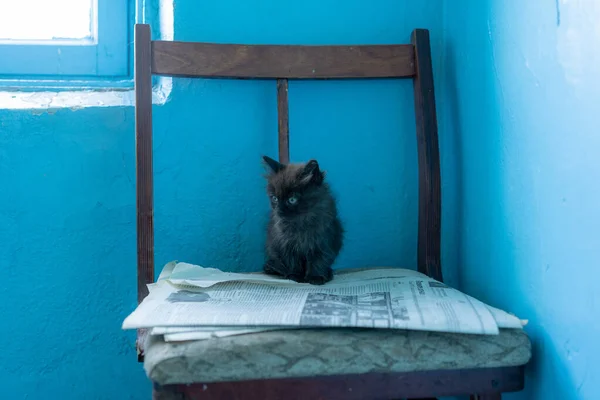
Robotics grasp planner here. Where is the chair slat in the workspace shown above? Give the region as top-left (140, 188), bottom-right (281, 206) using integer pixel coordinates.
top-left (277, 79), bottom-right (290, 164)
top-left (151, 41), bottom-right (415, 79)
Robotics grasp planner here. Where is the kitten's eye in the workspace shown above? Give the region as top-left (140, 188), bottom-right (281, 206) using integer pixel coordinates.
top-left (287, 195), bottom-right (298, 205)
top-left (271, 195), bottom-right (278, 203)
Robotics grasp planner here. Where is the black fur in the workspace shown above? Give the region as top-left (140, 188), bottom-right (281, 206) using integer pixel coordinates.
top-left (262, 156), bottom-right (344, 285)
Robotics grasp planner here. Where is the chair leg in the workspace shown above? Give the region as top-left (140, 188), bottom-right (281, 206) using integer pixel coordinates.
top-left (471, 394), bottom-right (501, 400)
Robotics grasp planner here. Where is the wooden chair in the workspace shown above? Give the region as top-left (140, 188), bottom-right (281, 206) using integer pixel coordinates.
top-left (134, 23), bottom-right (530, 400)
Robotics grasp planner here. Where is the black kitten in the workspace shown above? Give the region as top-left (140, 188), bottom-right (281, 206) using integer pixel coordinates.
top-left (262, 156), bottom-right (344, 285)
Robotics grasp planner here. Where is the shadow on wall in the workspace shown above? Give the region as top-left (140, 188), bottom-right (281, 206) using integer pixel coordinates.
top-left (444, 0), bottom-right (600, 399)
top-left (441, 42), bottom-right (464, 290)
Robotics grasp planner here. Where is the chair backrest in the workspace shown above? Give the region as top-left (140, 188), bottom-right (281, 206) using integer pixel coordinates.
top-left (134, 23), bottom-right (442, 305)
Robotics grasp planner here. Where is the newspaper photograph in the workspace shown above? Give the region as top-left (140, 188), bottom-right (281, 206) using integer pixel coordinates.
top-left (123, 262), bottom-right (526, 335)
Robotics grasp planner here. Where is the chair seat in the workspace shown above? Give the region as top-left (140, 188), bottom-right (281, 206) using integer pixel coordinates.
top-left (144, 328), bottom-right (531, 385)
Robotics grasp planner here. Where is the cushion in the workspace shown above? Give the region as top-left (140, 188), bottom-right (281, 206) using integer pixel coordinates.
top-left (144, 328), bottom-right (531, 385)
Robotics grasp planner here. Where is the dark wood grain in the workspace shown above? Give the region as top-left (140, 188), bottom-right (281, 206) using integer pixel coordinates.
top-left (411, 29), bottom-right (442, 282)
top-left (277, 79), bottom-right (290, 164)
top-left (151, 41), bottom-right (415, 79)
top-left (135, 24), bottom-right (155, 303)
top-left (155, 366), bottom-right (523, 400)
top-left (135, 24), bottom-right (154, 361)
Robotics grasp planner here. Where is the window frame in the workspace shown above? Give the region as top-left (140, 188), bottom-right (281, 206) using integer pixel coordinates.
top-left (0, 0), bottom-right (129, 78)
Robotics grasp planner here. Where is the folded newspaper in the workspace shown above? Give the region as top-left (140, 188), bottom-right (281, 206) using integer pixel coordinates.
top-left (123, 262), bottom-right (526, 341)
top-left (122, 262), bottom-right (526, 342)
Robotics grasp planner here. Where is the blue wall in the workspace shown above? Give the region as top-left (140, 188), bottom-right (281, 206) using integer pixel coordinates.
top-left (0, 1), bottom-right (456, 398)
top-left (444, 0), bottom-right (600, 399)
top-left (0, 108), bottom-right (146, 397)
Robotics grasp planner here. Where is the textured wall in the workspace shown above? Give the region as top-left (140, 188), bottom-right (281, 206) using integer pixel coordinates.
top-left (444, 0), bottom-right (600, 399)
top-left (0, 1), bottom-right (454, 398)
top-left (0, 108), bottom-right (147, 397)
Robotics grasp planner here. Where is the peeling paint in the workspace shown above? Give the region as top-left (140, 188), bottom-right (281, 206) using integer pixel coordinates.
top-left (0, 77), bottom-right (172, 111)
top-left (556, 0), bottom-right (600, 88)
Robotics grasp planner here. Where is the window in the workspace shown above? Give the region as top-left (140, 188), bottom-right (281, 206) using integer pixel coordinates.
top-left (0, 0), bottom-right (129, 78)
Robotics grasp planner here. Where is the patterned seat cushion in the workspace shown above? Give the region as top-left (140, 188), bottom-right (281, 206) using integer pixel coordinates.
top-left (144, 328), bottom-right (531, 385)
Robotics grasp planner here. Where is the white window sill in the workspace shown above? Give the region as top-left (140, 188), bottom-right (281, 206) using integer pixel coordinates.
top-left (0, 77), bottom-right (172, 110)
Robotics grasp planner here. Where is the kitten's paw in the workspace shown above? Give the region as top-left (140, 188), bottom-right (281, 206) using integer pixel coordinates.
top-left (306, 274), bottom-right (333, 285)
top-left (285, 273), bottom-right (306, 283)
top-left (305, 267), bottom-right (333, 285)
top-left (306, 276), bottom-right (328, 285)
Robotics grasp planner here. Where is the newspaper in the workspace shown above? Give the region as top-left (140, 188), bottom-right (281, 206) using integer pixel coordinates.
top-left (123, 262), bottom-right (526, 336)
top-left (162, 330), bottom-right (267, 342)
top-left (151, 324), bottom-right (296, 342)
top-left (153, 303), bottom-right (526, 342)
top-left (167, 262), bottom-right (431, 289)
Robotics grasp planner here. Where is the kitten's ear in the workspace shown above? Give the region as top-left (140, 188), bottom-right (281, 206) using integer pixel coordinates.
top-left (262, 155), bottom-right (285, 174)
top-left (299, 159), bottom-right (325, 185)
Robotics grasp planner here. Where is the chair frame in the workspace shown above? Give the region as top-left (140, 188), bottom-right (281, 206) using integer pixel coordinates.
top-left (134, 23), bottom-right (523, 400)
